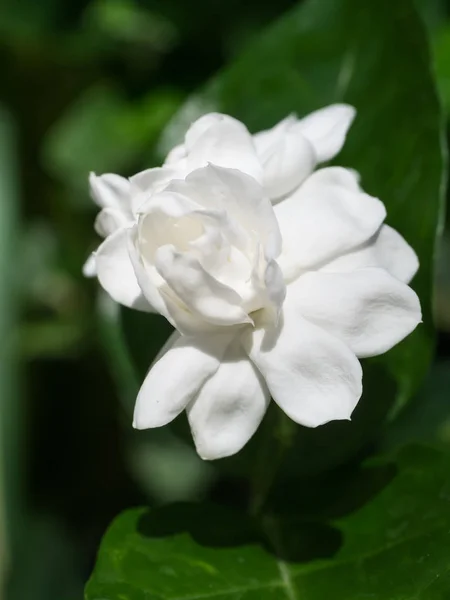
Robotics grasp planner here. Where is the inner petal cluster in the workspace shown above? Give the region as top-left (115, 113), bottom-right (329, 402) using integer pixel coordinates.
top-left (132, 166), bottom-right (286, 331)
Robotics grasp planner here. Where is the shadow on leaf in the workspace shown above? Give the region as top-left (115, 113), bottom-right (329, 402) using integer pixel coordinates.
top-left (137, 502), bottom-right (343, 563)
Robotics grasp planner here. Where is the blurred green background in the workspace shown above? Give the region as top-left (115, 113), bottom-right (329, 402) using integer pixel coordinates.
top-left (1, 0), bottom-right (450, 598)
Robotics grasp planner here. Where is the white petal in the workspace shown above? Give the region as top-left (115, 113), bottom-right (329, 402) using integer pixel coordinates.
top-left (136, 188), bottom-right (219, 265)
top-left (181, 165), bottom-right (282, 258)
top-left (164, 143), bottom-right (186, 165)
top-left (304, 165), bottom-right (361, 191)
top-left (264, 258), bottom-right (286, 314)
top-left (129, 166), bottom-right (180, 201)
top-left (275, 167), bottom-right (386, 280)
top-left (127, 229), bottom-right (178, 322)
top-left (133, 333), bottom-right (232, 429)
top-left (259, 129), bottom-right (316, 200)
top-left (137, 188), bottom-right (204, 225)
top-left (184, 113), bottom-right (224, 149)
top-left (297, 104), bottom-right (356, 162)
top-left (82, 253), bottom-right (97, 277)
top-left (129, 229), bottom-right (216, 333)
top-left (187, 342), bottom-right (270, 460)
top-left (253, 115), bottom-right (297, 155)
top-left (323, 225), bottom-right (419, 283)
top-left (96, 228), bottom-right (152, 311)
top-left (185, 114), bottom-right (263, 183)
top-left (94, 208), bottom-right (130, 238)
top-left (290, 267), bottom-right (422, 358)
top-left (374, 226), bottom-right (419, 282)
top-left (89, 173), bottom-right (132, 217)
top-left (243, 292), bottom-right (362, 427)
top-left (155, 245), bottom-right (252, 326)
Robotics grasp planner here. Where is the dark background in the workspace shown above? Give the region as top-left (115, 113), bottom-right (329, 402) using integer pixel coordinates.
top-left (0, 0), bottom-right (449, 598)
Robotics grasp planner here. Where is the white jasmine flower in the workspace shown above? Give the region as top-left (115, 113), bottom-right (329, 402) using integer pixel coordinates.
top-left (84, 105), bottom-right (354, 276)
top-left (86, 109), bottom-right (421, 460)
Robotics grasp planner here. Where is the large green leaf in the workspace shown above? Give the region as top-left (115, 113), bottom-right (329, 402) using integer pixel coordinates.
top-left (85, 445), bottom-right (450, 599)
top-left (158, 0), bottom-right (445, 414)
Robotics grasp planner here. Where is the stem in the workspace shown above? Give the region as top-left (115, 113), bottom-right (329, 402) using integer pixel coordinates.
top-left (249, 410), bottom-right (297, 516)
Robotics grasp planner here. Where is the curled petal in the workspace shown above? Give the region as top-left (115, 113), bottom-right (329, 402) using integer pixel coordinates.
top-left (181, 165), bottom-right (282, 258)
top-left (254, 115), bottom-right (317, 199)
top-left (243, 293), bottom-right (362, 427)
top-left (261, 131), bottom-right (316, 200)
top-left (297, 104), bottom-right (356, 162)
top-left (290, 267), bottom-right (422, 358)
top-left (129, 166), bottom-right (181, 212)
top-left (253, 115), bottom-right (297, 156)
top-left (94, 207), bottom-right (130, 238)
top-left (138, 189), bottom-right (204, 222)
top-left (275, 167), bottom-right (386, 280)
top-left (96, 228), bottom-right (153, 311)
top-left (127, 229), bottom-right (181, 325)
top-left (184, 113), bottom-right (225, 150)
top-left (89, 173), bottom-right (132, 217)
top-left (129, 229), bottom-right (221, 334)
top-left (305, 165), bottom-right (361, 191)
top-left (187, 342), bottom-right (270, 460)
top-left (155, 245), bottom-right (252, 326)
top-left (136, 190), bottom-right (221, 263)
top-left (130, 168), bottom-right (178, 190)
top-left (133, 333), bottom-right (233, 429)
top-left (185, 114), bottom-right (263, 183)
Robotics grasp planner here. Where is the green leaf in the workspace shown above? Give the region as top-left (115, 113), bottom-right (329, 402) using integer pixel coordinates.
top-left (382, 359), bottom-right (450, 450)
top-left (431, 23), bottom-right (450, 113)
top-left (161, 0), bottom-right (445, 408)
top-left (85, 445), bottom-right (450, 599)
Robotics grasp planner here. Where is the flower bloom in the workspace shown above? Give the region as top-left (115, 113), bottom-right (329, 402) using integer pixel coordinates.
top-left (86, 106), bottom-right (421, 460)
top-left (84, 104), bottom-right (355, 275)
